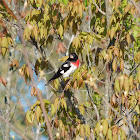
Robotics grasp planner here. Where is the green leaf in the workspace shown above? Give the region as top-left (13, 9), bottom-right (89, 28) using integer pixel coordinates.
top-left (84, 0), bottom-right (88, 7)
top-left (62, 0), bottom-right (68, 5)
top-left (115, 79), bottom-right (120, 92)
top-left (37, 0), bottom-right (42, 7)
top-left (26, 110), bottom-right (35, 125)
top-left (107, 128), bottom-right (112, 140)
top-left (51, 104), bottom-right (55, 116)
top-left (43, 99), bottom-right (51, 105)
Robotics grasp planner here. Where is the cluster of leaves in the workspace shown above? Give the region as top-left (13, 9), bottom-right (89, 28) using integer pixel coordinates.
top-left (95, 120), bottom-right (127, 140)
top-left (0, 0), bottom-right (139, 139)
top-left (26, 99), bottom-right (51, 125)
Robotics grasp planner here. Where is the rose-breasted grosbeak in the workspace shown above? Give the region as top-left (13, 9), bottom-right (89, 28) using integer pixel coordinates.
top-left (47, 53), bottom-right (79, 84)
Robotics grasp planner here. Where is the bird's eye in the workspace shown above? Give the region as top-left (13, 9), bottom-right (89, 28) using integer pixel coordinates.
top-left (70, 54), bottom-right (74, 59)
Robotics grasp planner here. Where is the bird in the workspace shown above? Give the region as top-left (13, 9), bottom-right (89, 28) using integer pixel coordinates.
top-left (46, 53), bottom-right (79, 84)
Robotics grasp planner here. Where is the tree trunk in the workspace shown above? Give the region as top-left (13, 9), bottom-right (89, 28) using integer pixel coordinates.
top-left (104, 0), bottom-right (112, 119)
top-left (4, 48), bottom-right (14, 140)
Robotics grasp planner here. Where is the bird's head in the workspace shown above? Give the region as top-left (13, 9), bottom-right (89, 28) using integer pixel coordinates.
top-left (69, 53), bottom-right (78, 62)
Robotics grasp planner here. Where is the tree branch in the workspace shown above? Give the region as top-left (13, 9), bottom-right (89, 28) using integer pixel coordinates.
top-left (60, 81), bottom-right (86, 124)
top-left (9, 3), bottom-right (54, 140)
top-left (0, 115), bottom-right (29, 140)
top-left (92, 0), bottom-right (106, 15)
top-left (94, 87), bottom-right (140, 139)
top-left (85, 84), bottom-right (100, 122)
top-left (131, 0), bottom-right (140, 15)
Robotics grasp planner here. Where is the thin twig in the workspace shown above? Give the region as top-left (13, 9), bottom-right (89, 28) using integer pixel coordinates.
top-left (85, 84), bottom-right (100, 122)
top-left (12, 4), bottom-right (54, 139)
top-left (129, 63), bottom-right (140, 75)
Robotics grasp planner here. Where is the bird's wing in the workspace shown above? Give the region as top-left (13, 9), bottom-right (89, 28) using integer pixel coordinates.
top-left (48, 61), bottom-right (71, 82)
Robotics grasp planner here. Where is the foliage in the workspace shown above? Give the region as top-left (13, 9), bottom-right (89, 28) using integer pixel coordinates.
top-left (0, 0), bottom-right (139, 139)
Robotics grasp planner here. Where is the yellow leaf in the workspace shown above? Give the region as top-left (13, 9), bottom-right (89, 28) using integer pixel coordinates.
top-left (137, 69), bottom-right (140, 83)
top-left (61, 98), bottom-right (67, 110)
top-left (112, 59), bottom-right (117, 72)
top-left (107, 128), bottom-right (112, 140)
top-left (129, 75), bottom-right (133, 91)
top-left (78, 4), bottom-right (83, 17)
top-left (35, 106), bottom-right (42, 122)
top-left (120, 59), bottom-right (124, 71)
top-left (33, 25), bottom-right (38, 41)
top-left (1, 37), bottom-right (8, 48)
top-left (87, 34), bottom-right (93, 44)
top-left (51, 104), bottom-right (55, 116)
top-left (37, 0), bottom-right (42, 7)
top-left (72, 37), bottom-right (80, 48)
top-left (102, 120), bottom-right (108, 136)
top-left (120, 129), bottom-right (126, 140)
top-left (95, 122), bottom-right (100, 135)
top-left (54, 98), bottom-right (59, 112)
top-left (26, 110), bottom-right (35, 125)
top-left (112, 135), bottom-right (118, 140)
top-left (58, 24), bottom-right (63, 38)
top-left (40, 26), bottom-right (44, 39)
top-left (23, 27), bottom-right (30, 40)
top-left (110, 27), bottom-right (115, 40)
top-left (126, 33), bottom-right (131, 45)
top-left (85, 125), bottom-right (90, 137)
top-left (7, 37), bottom-right (13, 45)
top-left (59, 56), bottom-right (69, 62)
top-left (80, 124), bottom-right (85, 137)
top-left (119, 75), bottom-right (124, 90)
top-left (43, 99), bottom-right (51, 105)
top-left (124, 76), bottom-right (129, 92)
top-left (1, 47), bottom-right (7, 57)
top-left (79, 104), bottom-right (85, 115)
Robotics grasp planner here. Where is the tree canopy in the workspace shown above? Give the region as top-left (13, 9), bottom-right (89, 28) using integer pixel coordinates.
top-left (0, 0), bottom-right (139, 139)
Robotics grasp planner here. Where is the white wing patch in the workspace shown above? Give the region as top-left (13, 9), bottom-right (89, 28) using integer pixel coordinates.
top-left (63, 63), bottom-right (77, 78)
top-left (60, 70), bottom-right (65, 74)
top-left (63, 63), bottom-right (69, 67)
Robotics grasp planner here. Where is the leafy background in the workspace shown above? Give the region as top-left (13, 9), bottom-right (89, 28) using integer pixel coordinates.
top-left (0, 0), bottom-right (139, 139)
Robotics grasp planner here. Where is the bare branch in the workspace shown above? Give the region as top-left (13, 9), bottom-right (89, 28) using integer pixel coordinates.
top-left (85, 84), bottom-right (100, 122)
top-left (4, 1), bottom-right (54, 138)
top-left (92, 0), bottom-right (106, 15)
top-left (0, 115), bottom-right (29, 140)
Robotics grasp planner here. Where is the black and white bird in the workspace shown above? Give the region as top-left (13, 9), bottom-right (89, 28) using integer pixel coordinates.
top-left (46, 53), bottom-right (79, 84)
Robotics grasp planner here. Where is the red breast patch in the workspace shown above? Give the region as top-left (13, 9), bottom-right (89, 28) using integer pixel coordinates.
top-left (71, 59), bottom-right (80, 68)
